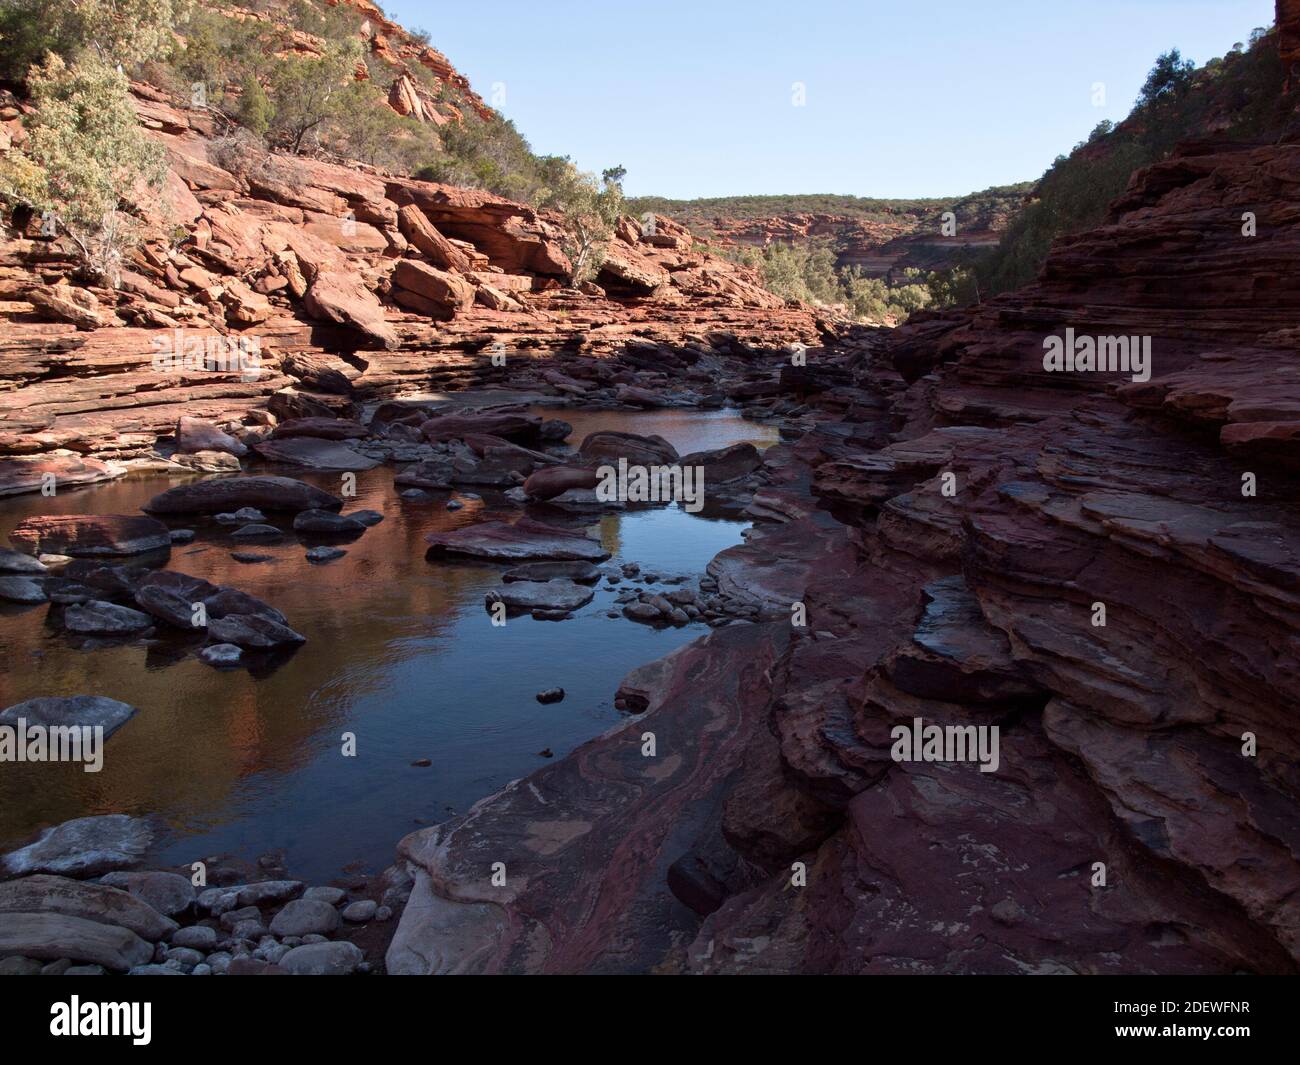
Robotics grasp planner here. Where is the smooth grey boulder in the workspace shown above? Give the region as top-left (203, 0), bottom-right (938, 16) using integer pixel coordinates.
top-left (0, 814), bottom-right (152, 878)
top-left (100, 871), bottom-right (195, 917)
top-left (0, 695), bottom-right (137, 740)
top-left (0, 911), bottom-right (153, 972)
top-left (279, 940), bottom-right (363, 975)
top-left (341, 900), bottom-right (377, 922)
top-left (235, 880), bottom-right (304, 907)
top-left (269, 898), bottom-right (339, 937)
top-left (0, 875), bottom-right (176, 941)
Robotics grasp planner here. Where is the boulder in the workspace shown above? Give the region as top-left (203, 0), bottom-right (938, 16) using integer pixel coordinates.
top-left (293, 509), bottom-right (366, 535)
top-left (253, 437), bottom-right (380, 471)
top-left (0, 576), bottom-right (46, 603)
top-left (1, 815), bottom-right (153, 878)
top-left (578, 431), bottom-right (679, 466)
top-left (485, 579), bottom-right (595, 615)
top-left (279, 940), bottom-right (363, 975)
top-left (143, 477), bottom-right (342, 515)
top-left (62, 600), bottom-right (155, 636)
top-left (678, 442), bottom-right (763, 483)
top-left (301, 271), bottom-right (399, 350)
top-left (133, 570), bottom-right (219, 628)
top-left (176, 416), bottom-right (248, 457)
top-left (0, 912), bottom-right (153, 972)
top-left (391, 260), bottom-right (476, 319)
top-left (426, 517), bottom-right (610, 563)
top-left (396, 204), bottom-right (472, 271)
top-left (271, 418), bottom-right (368, 441)
top-left (269, 898), bottom-right (340, 937)
top-left (0, 875), bottom-right (177, 941)
top-left (522, 465), bottom-right (600, 501)
top-left (0, 696), bottom-right (138, 739)
top-left (0, 547), bottom-right (47, 575)
top-left (501, 561), bottom-right (602, 584)
top-left (99, 871), bottom-right (196, 917)
top-left (419, 412), bottom-right (543, 444)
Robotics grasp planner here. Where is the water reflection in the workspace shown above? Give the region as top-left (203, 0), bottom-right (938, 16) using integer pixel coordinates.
top-left (0, 409), bottom-right (775, 880)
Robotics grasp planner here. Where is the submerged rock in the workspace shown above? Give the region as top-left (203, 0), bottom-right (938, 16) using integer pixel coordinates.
top-left (501, 560), bottom-right (602, 584)
top-left (486, 580), bottom-right (595, 615)
top-left (426, 517), bottom-right (609, 563)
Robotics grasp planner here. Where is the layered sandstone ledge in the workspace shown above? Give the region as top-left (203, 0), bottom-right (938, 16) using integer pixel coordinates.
top-left (0, 83), bottom-right (821, 494)
top-left (384, 120), bottom-right (1300, 974)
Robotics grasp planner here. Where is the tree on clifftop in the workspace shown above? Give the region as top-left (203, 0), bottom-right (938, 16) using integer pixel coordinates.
top-left (542, 162), bottom-right (626, 286)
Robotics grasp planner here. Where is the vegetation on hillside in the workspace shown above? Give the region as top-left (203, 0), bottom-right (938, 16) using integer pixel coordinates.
top-left (0, 1), bottom-right (175, 284)
top-left (627, 185), bottom-right (1030, 235)
top-left (720, 239), bottom-right (977, 323)
top-left (976, 27), bottom-right (1289, 294)
top-left (0, 0), bottom-right (627, 285)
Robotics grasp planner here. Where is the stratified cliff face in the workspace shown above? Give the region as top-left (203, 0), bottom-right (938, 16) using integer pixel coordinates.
top-left (0, 85), bottom-right (817, 494)
top-left (386, 23), bottom-right (1300, 975)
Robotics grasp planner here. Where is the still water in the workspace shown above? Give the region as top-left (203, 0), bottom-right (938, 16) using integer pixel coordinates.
top-left (0, 409), bottom-right (776, 881)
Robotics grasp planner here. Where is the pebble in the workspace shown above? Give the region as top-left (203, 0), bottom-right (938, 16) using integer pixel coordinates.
top-left (302, 886), bottom-right (346, 906)
top-left (169, 529), bottom-right (196, 543)
top-left (231, 523), bottom-right (281, 540)
top-left (535, 687), bottom-right (565, 704)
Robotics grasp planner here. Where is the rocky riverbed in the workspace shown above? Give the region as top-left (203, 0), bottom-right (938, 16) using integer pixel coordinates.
top-left (0, 382), bottom-right (801, 974)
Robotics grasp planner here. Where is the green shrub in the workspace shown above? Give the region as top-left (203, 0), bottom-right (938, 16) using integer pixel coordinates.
top-left (0, 54), bottom-right (167, 285)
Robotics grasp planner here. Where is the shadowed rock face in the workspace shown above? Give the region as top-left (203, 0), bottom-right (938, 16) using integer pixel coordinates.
top-left (388, 45), bottom-right (1300, 974)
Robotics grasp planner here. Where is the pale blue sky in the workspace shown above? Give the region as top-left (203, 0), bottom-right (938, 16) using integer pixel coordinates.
top-left (383, 0), bottom-right (1277, 199)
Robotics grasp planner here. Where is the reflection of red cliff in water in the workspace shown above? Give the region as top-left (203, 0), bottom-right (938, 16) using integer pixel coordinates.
top-left (0, 467), bottom-right (495, 850)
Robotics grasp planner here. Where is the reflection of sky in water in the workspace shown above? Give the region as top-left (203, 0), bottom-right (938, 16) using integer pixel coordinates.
top-left (0, 409), bottom-right (768, 881)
